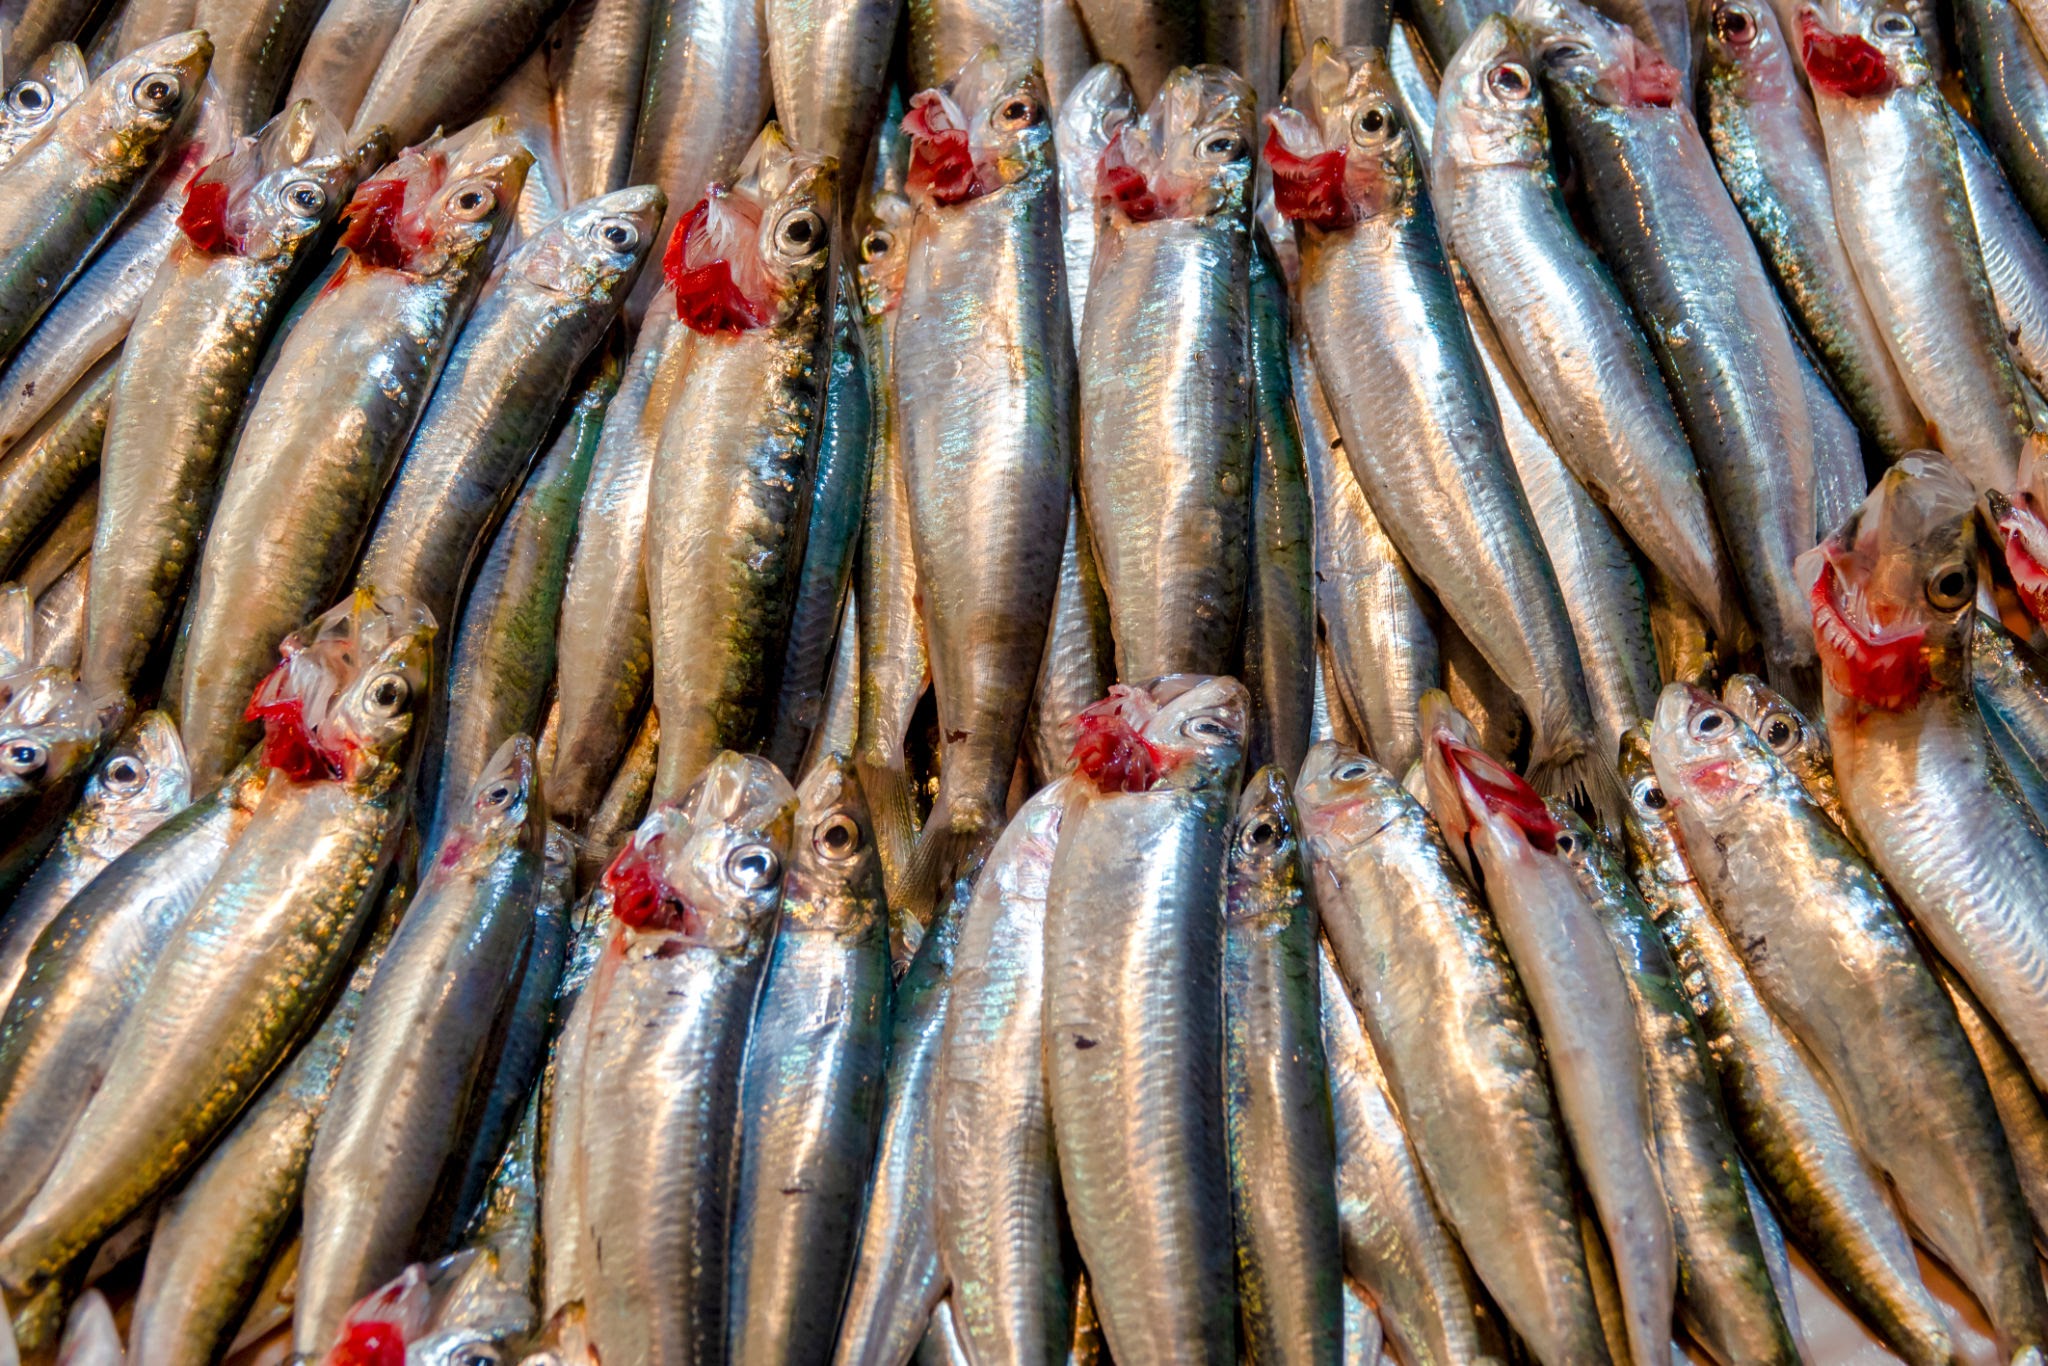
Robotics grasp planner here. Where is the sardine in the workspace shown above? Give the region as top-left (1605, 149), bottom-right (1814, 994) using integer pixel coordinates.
top-left (1068, 0), bottom-right (1200, 101)
top-left (1025, 495), bottom-right (1115, 788)
top-left (1950, 108), bottom-right (2048, 400)
top-left (0, 358), bottom-right (111, 580)
top-left (549, 0), bottom-right (654, 203)
top-left (1718, 672), bottom-right (1859, 842)
top-left (190, 0), bottom-right (328, 137)
top-left (1953, 0), bottom-right (2048, 240)
top-left (1973, 613), bottom-right (2048, 805)
top-left (482, 46), bottom-right (569, 244)
top-left (30, 554), bottom-right (84, 671)
top-left (0, 44), bottom-right (87, 169)
top-left (348, 0), bottom-right (560, 150)
top-left (574, 705), bottom-right (658, 884)
top-left (284, 0), bottom-right (409, 125)
top-left (768, 0), bottom-right (898, 198)
top-left (110, 0), bottom-right (198, 57)
top-left (1053, 63), bottom-right (1133, 343)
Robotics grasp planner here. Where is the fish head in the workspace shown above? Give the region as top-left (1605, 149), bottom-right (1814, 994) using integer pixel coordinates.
top-left (1070, 674), bottom-right (1249, 794)
top-left (1434, 14), bottom-right (1549, 199)
top-left (1793, 0), bottom-right (1930, 97)
top-left (665, 121), bottom-right (834, 335)
top-left (335, 116), bottom-right (533, 281)
top-left (1649, 679), bottom-right (1790, 820)
top-left (1699, 0), bottom-right (1801, 98)
top-left (77, 30), bottom-right (211, 167)
top-left (0, 669), bottom-right (100, 809)
top-left (513, 182), bottom-right (665, 302)
top-left (779, 754), bottom-right (886, 932)
top-left (321, 1257), bottom-right (476, 1366)
top-left (1797, 453), bottom-right (1977, 709)
top-left (1616, 721), bottom-right (1685, 868)
top-left (178, 99), bottom-right (359, 260)
top-left (1294, 740), bottom-right (1416, 856)
top-left (244, 591), bottom-right (436, 786)
top-left (1985, 432), bottom-right (2048, 629)
top-left (1541, 796), bottom-right (1627, 904)
top-left (1720, 672), bottom-right (1834, 783)
top-left (1518, 0), bottom-right (1685, 109)
top-left (434, 733), bottom-right (544, 871)
top-left (1095, 65), bottom-right (1255, 225)
top-left (514, 1305), bottom-right (598, 1366)
top-left (902, 46), bottom-right (1054, 208)
top-left (1419, 688), bottom-right (1558, 882)
top-left (1056, 62), bottom-right (1138, 196)
top-left (853, 185), bottom-right (913, 320)
top-left (0, 42), bottom-right (88, 160)
top-left (76, 709), bottom-right (190, 836)
top-left (1225, 764), bottom-right (1306, 918)
top-left (1263, 42), bottom-right (1419, 231)
top-left (601, 752), bottom-right (796, 952)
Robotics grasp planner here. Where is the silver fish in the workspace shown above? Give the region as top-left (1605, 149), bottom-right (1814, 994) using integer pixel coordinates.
top-left (348, 0), bottom-right (562, 151)
top-left (768, 0), bottom-right (899, 198)
top-left (191, 0), bottom-right (329, 137)
top-left (284, 0), bottom-right (409, 126)
top-left (1053, 62), bottom-right (1134, 343)
top-left (549, 0), bottom-right (654, 204)
top-left (0, 44), bottom-right (87, 171)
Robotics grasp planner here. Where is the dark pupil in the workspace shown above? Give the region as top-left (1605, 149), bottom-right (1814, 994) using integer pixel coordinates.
top-left (15, 84), bottom-right (44, 110)
top-left (1938, 570), bottom-right (1966, 598)
top-left (375, 680), bottom-right (400, 706)
top-left (1700, 713), bottom-right (1724, 733)
top-left (458, 191), bottom-right (483, 210)
top-left (825, 822), bottom-right (851, 850)
top-left (863, 232), bottom-right (889, 257)
top-left (1494, 65), bottom-right (1525, 92)
top-left (1556, 833), bottom-right (1575, 853)
top-left (10, 745), bottom-right (36, 766)
top-left (1644, 786), bottom-right (1668, 809)
top-left (487, 785), bottom-right (510, 804)
top-left (1003, 99), bottom-right (1029, 121)
top-left (786, 217), bottom-right (813, 244)
top-left (1248, 820), bottom-right (1275, 846)
top-left (1767, 720), bottom-right (1792, 746)
top-left (605, 226), bottom-right (627, 244)
top-left (144, 80), bottom-right (169, 101)
top-left (108, 761), bottom-right (137, 783)
top-left (741, 853), bottom-right (766, 877)
top-left (1362, 109), bottom-right (1385, 132)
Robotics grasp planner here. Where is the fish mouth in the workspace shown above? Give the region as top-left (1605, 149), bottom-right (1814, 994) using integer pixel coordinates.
top-left (600, 833), bottom-right (704, 936)
top-left (1099, 126), bottom-right (1167, 221)
top-left (1796, 10), bottom-right (1896, 96)
top-left (664, 193), bottom-right (769, 334)
top-left (903, 89), bottom-right (986, 205)
top-left (1437, 733), bottom-right (1561, 852)
top-left (1262, 115), bottom-right (1355, 229)
top-left (1808, 556), bottom-right (1930, 709)
top-left (1615, 45), bottom-right (1682, 105)
top-left (243, 667), bottom-right (349, 782)
top-left (1071, 687), bottom-right (1168, 793)
top-left (1990, 490), bottom-right (2048, 627)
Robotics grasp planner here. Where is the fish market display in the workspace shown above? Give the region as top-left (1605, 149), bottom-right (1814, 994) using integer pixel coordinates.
top-left (8, 0), bottom-right (2048, 1358)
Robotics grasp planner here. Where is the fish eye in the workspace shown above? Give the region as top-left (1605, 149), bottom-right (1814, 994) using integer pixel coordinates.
top-left (1760, 714), bottom-right (1799, 752)
top-left (1487, 62), bottom-right (1534, 99)
top-left (132, 72), bottom-right (180, 111)
top-left (1716, 3), bottom-right (1758, 40)
top-left (1, 739), bottom-right (45, 776)
top-left (366, 672), bottom-right (410, 716)
top-left (1181, 714), bottom-right (1234, 741)
top-left (1352, 103), bottom-right (1395, 144)
top-left (482, 782), bottom-right (515, 807)
top-left (446, 183), bottom-right (496, 220)
top-left (814, 811), bottom-right (863, 859)
top-left (102, 755), bottom-right (144, 792)
top-left (1332, 759), bottom-right (1371, 781)
top-left (1238, 817), bottom-right (1279, 853)
top-left (7, 79), bottom-right (51, 119)
top-left (727, 841), bottom-right (781, 891)
top-left (1554, 830), bottom-right (1577, 854)
top-left (1543, 39), bottom-right (1591, 65)
top-left (452, 1349), bottom-right (499, 1366)
top-left (594, 215), bottom-right (639, 251)
top-left (283, 179), bottom-right (326, 216)
top-left (1633, 777), bottom-right (1669, 811)
top-left (1199, 130), bottom-right (1247, 161)
top-left (860, 228), bottom-right (893, 260)
top-left (1925, 562), bottom-right (1972, 609)
top-left (776, 207), bottom-right (825, 255)
top-left (1690, 706), bottom-right (1733, 741)
top-left (997, 94), bottom-right (1041, 128)
top-left (1875, 9), bottom-right (1916, 34)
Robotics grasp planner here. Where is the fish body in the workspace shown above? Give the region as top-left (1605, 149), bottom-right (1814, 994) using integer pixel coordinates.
top-left (191, 0), bottom-right (328, 136)
top-left (1954, 0), bottom-right (2048, 241)
top-left (285, 0), bottom-right (409, 124)
top-left (550, 0), bottom-right (654, 203)
top-left (1068, 0), bottom-right (1201, 101)
top-left (348, 0), bottom-right (561, 150)
top-left (1951, 110), bottom-right (2048, 399)
top-left (1026, 494), bottom-right (1115, 789)
top-left (768, 0), bottom-right (898, 196)
top-left (0, 360), bottom-right (111, 582)
top-left (1054, 63), bottom-right (1133, 343)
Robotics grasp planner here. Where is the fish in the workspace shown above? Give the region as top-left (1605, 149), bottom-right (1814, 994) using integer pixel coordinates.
top-left (0, 591), bottom-right (433, 1296)
top-left (1973, 613), bottom-right (2048, 819)
top-left (1024, 495), bottom-right (1115, 789)
top-left (1077, 64), bottom-right (1256, 681)
top-left (423, 351), bottom-right (618, 858)
top-left (482, 46), bottom-right (569, 245)
top-left (1420, 692), bottom-right (1675, 1366)
top-left (356, 184), bottom-right (662, 639)
top-left (1286, 0), bottom-right (1392, 64)
top-left (285, 0), bottom-right (409, 125)
top-left (0, 748), bottom-right (268, 1236)
top-left (0, 44), bottom-right (87, 170)
top-left (549, 0), bottom-right (654, 204)
top-left (729, 758), bottom-right (893, 1366)
top-left (191, 0), bottom-right (329, 137)
top-left (172, 118), bottom-right (528, 793)
top-left (294, 735), bottom-right (546, 1356)
top-left (541, 752), bottom-right (796, 1364)
top-left (14, 478), bottom-right (91, 600)
top-left (1067, 0), bottom-right (1200, 101)
top-left (30, 555), bottom-right (84, 672)
top-left (1043, 675), bottom-right (1247, 1365)
top-left (414, 1096), bottom-right (550, 1361)
top-left (1207, 0), bottom-right (1285, 106)
top-left (575, 705), bottom-right (659, 885)
top-left (1953, 0), bottom-right (2048, 242)
top-left (1652, 676), bottom-right (2048, 1358)
top-left (932, 778), bottom-right (1071, 1366)
top-left (1270, 42), bottom-right (1602, 806)
top-left (83, 98), bottom-right (364, 710)
top-left (645, 122), bottom-right (835, 802)
top-left (110, 0), bottom-right (200, 57)
top-left (768, 0), bottom-right (898, 198)
top-left (0, 709), bottom-right (188, 1014)
top-left (1291, 327), bottom-right (1438, 777)
top-left (1222, 768), bottom-right (1342, 1365)
top-left (1799, 0), bottom-right (2032, 492)
top-left (348, 0), bottom-right (561, 150)
top-left (1718, 672), bottom-right (1859, 843)
top-left (1053, 63), bottom-right (1134, 343)
top-left (0, 358), bottom-right (112, 580)
top-left (1295, 741), bottom-right (1608, 1363)
top-left (1523, 0), bottom-right (1821, 698)
top-left (1548, 803), bottom-right (1798, 1365)
top-left (907, 0), bottom-right (1054, 94)
top-left (894, 50), bottom-right (1076, 904)
top-left (0, 665), bottom-right (100, 897)
top-left (0, 30), bottom-right (211, 361)
top-left (1937, 955), bottom-right (2048, 1250)
top-left (0, 0), bottom-right (94, 73)
top-left (1697, 0), bottom-right (1927, 457)
top-left (1950, 109), bottom-right (2048, 406)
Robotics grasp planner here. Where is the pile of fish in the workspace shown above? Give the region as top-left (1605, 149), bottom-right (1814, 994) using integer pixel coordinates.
top-left (5, 0), bottom-right (2048, 1358)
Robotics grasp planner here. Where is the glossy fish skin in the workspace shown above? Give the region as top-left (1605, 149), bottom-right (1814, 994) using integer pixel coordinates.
top-left (174, 121), bottom-right (529, 793)
top-left (30, 555), bottom-right (86, 671)
top-left (15, 479), bottom-right (92, 601)
top-left (1044, 676), bottom-right (1248, 1366)
top-left (0, 751), bottom-right (266, 1236)
top-left (192, 0), bottom-right (328, 138)
top-left (646, 125), bottom-right (834, 803)
top-left (0, 43), bottom-right (88, 169)
top-left (1222, 769), bottom-right (1341, 1366)
top-left (906, 0), bottom-right (1041, 94)
top-left (1421, 694), bottom-right (1674, 1366)
top-left (1525, 0), bottom-right (1820, 698)
top-left (125, 891), bottom-right (395, 1366)
top-left (1079, 65), bottom-right (1256, 681)
top-left (0, 31), bottom-right (211, 361)
top-left (1285, 0), bottom-right (1391, 68)
top-left (1699, 0), bottom-right (1926, 457)
top-left (285, 0), bottom-right (409, 126)
top-left (0, 594), bottom-right (433, 1295)
top-left (1296, 742), bottom-right (1604, 1364)
top-left (547, 292), bottom-right (689, 826)
top-left (1436, 17), bottom-right (1747, 656)
top-left (1954, 0), bottom-right (2048, 242)
top-left (294, 736), bottom-right (546, 1356)
top-left (550, 0), bottom-right (654, 203)
top-left (768, 0), bottom-right (898, 197)
top-left (765, 284), bottom-right (871, 777)
top-left (1974, 613), bottom-right (2048, 793)
top-left (1054, 64), bottom-right (1134, 343)
top-left (1937, 955), bottom-right (2048, 1250)
top-left (895, 52), bottom-right (1075, 894)
top-left (425, 353), bottom-right (617, 858)
top-left (1550, 804), bottom-right (1797, 1366)
top-left (484, 46), bottom-right (569, 246)
top-left (576, 705), bottom-right (659, 885)
top-left (933, 780), bottom-right (1070, 1366)
top-left (1291, 330), bottom-right (1437, 777)
top-left (1616, 728), bottom-right (1950, 1365)
top-left (348, 0), bottom-right (559, 151)
top-left (357, 184), bottom-right (663, 637)
top-left (1271, 43), bottom-right (1599, 803)
top-left (1807, 458), bottom-right (2048, 1103)
top-left (628, 0), bottom-right (774, 317)
top-left (83, 100), bottom-right (363, 710)
top-left (1026, 495), bottom-right (1115, 788)
top-left (1320, 948), bottom-right (1498, 1366)
top-left (730, 759), bottom-right (892, 1366)
top-left (414, 1089), bottom-right (549, 1361)
top-left (1951, 109), bottom-right (2048, 399)
top-left (1652, 678), bottom-right (2048, 1358)
top-left (544, 754), bottom-right (796, 1366)
top-left (0, 0), bottom-right (93, 77)
top-left (0, 360), bottom-right (111, 580)
top-left (0, 666), bottom-right (101, 897)
top-left (0, 709), bottom-right (188, 1013)
top-left (1070, 0), bottom-right (1202, 101)
top-left (1801, 0), bottom-right (2030, 492)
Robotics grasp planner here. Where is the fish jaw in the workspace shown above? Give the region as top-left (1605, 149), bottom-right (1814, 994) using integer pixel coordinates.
top-left (1093, 64), bottom-right (1255, 223)
top-left (1796, 10), bottom-right (1896, 96)
top-left (1070, 676), bottom-right (1250, 794)
top-left (1808, 557), bottom-right (1932, 710)
top-left (1989, 489), bottom-right (2048, 629)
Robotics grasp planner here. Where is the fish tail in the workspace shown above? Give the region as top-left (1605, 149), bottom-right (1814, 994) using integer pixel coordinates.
top-left (858, 758), bottom-right (922, 904)
top-left (1529, 742), bottom-right (1626, 845)
top-left (896, 802), bottom-right (997, 931)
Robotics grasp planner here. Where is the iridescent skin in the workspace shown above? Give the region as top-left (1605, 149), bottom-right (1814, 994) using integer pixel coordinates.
top-left (768, 0), bottom-right (898, 200)
top-left (348, 0), bottom-right (561, 150)
top-left (549, 0), bottom-right (654, 203)
top-left (1951, 110), bottom-right (2048, 405)
top-left (191, 0), bottom-right (329, 137)
top-left (1955, 0), bottom-right (2048, 241)
top-left (285, 0), bottom-right (408, 126)
top-left (0, 358), bottom-right (111, 578)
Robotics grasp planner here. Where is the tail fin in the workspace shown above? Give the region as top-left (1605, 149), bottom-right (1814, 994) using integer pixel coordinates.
top-left (858, 758), bottom-right (921, 910)
top-left (895, 815), bottom-right (988, 935)
top-left (1529, 745), bottom-right (1627, 848)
